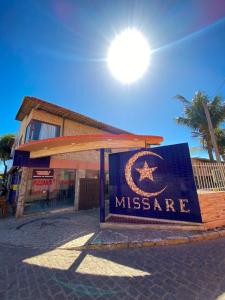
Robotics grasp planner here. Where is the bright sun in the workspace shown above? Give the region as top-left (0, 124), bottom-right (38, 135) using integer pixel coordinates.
top-left (107, 28), bottom-right (151, 84)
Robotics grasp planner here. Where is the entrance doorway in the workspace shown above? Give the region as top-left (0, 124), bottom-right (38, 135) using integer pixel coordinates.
top-left (79, 178), bottom-right (99, 210)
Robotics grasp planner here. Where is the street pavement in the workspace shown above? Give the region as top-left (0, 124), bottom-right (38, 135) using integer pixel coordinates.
top-left (1, 233), bottom-right (225, 299)
top-left (0, 209), bottom-right (225, 299)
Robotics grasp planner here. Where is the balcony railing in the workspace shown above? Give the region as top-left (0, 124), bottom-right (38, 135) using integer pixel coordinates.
top-left (192, 162), bottom-right (225, 193)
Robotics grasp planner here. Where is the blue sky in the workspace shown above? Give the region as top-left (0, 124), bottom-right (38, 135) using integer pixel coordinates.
top-left (1, 0), bottom-right (225, 163)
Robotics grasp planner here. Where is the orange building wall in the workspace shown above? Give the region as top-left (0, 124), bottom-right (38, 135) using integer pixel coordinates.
top-left (51, 150), bottom-right (102, 170)
top-left (198, 192), bottom-right (225, 229)
top-left (31, 109), bottom-right (63, 126)
top-left (63, 119), bottom-right (107, 135)
top-left (52, 117), bottom-right (110, 167)
top-left (18, 115), bottom-right (28, 144)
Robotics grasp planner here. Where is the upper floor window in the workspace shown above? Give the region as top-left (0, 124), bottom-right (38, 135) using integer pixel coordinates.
top-left (25, 120), bottom-right (60, 143)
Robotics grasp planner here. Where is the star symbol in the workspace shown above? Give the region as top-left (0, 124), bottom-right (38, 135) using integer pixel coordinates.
top-left (136, 161), bottom-right (157, 181)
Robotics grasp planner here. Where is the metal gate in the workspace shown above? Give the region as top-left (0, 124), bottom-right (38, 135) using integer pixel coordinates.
top-left (79, 178), bottom-right (99, 210)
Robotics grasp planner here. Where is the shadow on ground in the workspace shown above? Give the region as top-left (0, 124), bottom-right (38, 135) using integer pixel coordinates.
top-left (1, 215), bottom-right (225, 300)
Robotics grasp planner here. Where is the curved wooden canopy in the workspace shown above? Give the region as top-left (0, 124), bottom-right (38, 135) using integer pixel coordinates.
top-left (18, 134), bottom-right (164, 158)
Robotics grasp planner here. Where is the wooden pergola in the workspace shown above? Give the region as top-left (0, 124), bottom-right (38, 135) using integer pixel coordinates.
top-left (18, 134), bottom-right (163, 158)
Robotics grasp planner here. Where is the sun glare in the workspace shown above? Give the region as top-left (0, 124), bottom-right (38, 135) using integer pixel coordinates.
top-left (107, 28), bottom-right (151, 84)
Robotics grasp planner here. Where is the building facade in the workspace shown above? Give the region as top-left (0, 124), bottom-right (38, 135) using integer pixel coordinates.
top-left (9, 96), bottom-right (163, 217)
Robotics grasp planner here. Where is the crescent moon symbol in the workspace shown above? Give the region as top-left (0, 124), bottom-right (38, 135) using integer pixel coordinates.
top-left (125, 150), bottom-right (167, 197)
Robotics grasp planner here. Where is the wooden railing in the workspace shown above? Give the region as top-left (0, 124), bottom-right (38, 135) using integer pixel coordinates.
top-left (192, 163), bottom-right (225, 193)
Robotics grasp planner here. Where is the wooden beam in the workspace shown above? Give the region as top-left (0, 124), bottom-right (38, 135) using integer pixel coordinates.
top-left (29, 140), bottom-right (146, 158)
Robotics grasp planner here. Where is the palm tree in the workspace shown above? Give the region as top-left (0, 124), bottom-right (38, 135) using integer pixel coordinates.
top-left (0, 134), bottom-right (15, 181)
top-left (215, 128), bottom-right (225, 161)
top-left (174, 91), bottom-right (225, 161)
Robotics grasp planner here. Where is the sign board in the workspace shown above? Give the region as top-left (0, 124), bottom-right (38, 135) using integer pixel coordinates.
top-left (109, 143), bottom-right (202, 223)
top-left (13, 150), bottom-right (50, 168)
top-left (32, 169), bottom-right (54, 179)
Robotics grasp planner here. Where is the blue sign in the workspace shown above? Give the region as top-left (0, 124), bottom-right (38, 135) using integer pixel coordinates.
top-left (109, 143), bottom-right (202, 223)
top-left (13, 150), bottom-right (50, 168)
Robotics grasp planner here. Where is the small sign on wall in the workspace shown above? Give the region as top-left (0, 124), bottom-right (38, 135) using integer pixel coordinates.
top-left (109, 143), bottom-right (202, 223)
top-left (32, 169), bottom-right (54, 179)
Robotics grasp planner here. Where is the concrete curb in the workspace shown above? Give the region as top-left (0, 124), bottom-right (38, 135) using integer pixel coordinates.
top-left (68, 229), bottom-right (225, 251)
top-left (100, 221), bottom-right (205, 231)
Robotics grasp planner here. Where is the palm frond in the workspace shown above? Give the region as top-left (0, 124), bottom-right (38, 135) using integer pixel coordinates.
top-left (208, 95), bottom-right (225, 126)
top-left (173, 95), bottom-right (190, 105)
top-left (191, 131), bottom-right (201, 138)
top-left (175, 117), bottom-right (194, 128)
top-left (175, 117), bottom-right (187, 125)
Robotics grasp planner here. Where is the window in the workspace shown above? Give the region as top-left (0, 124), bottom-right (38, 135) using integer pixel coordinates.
top-left (25, 120), bottom-right (60, 143)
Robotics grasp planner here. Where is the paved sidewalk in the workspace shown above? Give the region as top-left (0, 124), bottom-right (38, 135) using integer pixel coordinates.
top-left (1, 237), bottom-right (225, 300)
top-left (0, 208), bottom-right (224, 251)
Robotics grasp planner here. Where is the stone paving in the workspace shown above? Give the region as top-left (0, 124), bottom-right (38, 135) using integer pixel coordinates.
top-left (1, 236), bottom-right (225, 299)
top-left (1, 209), bottom-right (225, 299)
top-left (0, 208), bottom-right (222, 251)
top-left (0, 208), bottom-right (99, 250)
